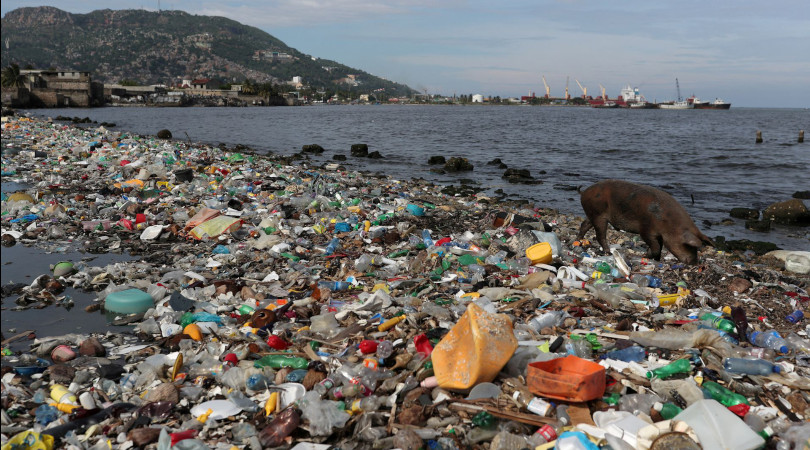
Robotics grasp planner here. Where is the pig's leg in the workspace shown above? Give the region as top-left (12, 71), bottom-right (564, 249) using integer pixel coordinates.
top-left (576, 218), bottom-right (593, 240)
top-left (641, 232), bottom-right (663, 260)
top-left (592, 216), bottom-right (610, 254)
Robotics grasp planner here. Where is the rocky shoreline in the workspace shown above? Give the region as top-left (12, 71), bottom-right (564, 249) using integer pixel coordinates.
top-left (1, 112), bottom-right (808, 449)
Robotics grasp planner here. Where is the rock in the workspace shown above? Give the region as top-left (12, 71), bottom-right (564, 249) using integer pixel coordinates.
top-left (793, 190), bottom-right (810, 200)
top-left (728, 277), bottom-right (752, 294)
top-left (156, 129), bottom-right (172, 139)
top-left (368, 151), bottom-right (383, 159)
top-left (350, 144), bottom-right (369, 157)
top-left (79, 337), bottom-right (106, 357)
top-left (763, 198), bottom-right (810, 225)
top-left (396, 404), bottom-right (427, 426)
top-left (46, 364), bottom-right (75, 384)
top-left (393, 429), bottom-right (424, 450)
top-left (332, 154), bottom-right (346, 161)
top-left (730, 207), bottom-right (759, 220)
top-left (127, 427), bottom-right (162, 446)
top-left (301, 144), bottom-right (325, 154)
top-left (443, 157), bottom-right (474, 172)
top-left (428, 155), bottom-right (446, 165)
top-left (745, 219), bottom-right (771, 232)
top-left (502, 168), bottom-right (540, 184)
top-left (145, 382), bottom-right (179, 403)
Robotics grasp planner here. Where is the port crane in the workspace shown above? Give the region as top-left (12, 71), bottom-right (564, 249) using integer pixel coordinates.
top-left (675, 78), bottom-right (682, 102)
top-left (565, 76), bottom-right (570, 100)
top-left (541, 76), bottom-right (550, 98)
top-left (575, 79), bottom-right (587, 98)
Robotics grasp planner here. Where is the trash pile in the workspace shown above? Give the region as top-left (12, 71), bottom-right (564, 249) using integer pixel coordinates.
top-left (2, 114), bottom-right (809, 450)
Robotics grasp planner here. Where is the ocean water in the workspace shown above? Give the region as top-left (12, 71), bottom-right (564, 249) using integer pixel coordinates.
top-left (26, 105), bottom-right (810, 249)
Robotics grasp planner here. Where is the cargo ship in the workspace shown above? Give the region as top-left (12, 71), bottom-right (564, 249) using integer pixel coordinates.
top-left (693, 97), bottom-right (731, 109)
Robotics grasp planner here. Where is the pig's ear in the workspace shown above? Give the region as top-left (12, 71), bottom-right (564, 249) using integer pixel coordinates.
top-left (682, 231), bottom-right (703, 248)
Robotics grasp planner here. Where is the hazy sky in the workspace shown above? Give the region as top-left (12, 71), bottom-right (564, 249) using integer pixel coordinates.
top-left (3, 1), bottom-right (809, 107)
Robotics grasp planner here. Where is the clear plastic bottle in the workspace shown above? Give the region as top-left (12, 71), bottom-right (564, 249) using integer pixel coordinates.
top-left (619, 393), bottom-right (661, 415)
top-left (747, 331), bottom-right (789, 353)
top-left (722, 358), bottom-right (780, 375)
top-left (784, 332), bottom-right (810, 353)
top-left (526, 419), bottom-right (566, 447)
top-left (421, 229), bottom-right (433, 247)
top-left (323, 238), bottom-right (340, 255)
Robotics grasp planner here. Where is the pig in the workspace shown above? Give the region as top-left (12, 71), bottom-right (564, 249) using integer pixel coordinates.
top-left (577, 179), bottom-right (713, 265)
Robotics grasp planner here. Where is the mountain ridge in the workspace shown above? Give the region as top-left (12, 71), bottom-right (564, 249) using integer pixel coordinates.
top-left (1, 6), bottom-right (415, 97)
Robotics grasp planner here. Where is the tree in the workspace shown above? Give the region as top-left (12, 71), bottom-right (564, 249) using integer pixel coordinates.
top-left (1, 64), bottom-right (26, 88)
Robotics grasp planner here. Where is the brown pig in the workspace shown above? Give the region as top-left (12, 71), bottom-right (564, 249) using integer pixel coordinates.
top-left (577, 179), bottom-right (713, 265)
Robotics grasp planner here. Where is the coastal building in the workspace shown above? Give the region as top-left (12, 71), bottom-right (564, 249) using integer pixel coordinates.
top-left (472, 94), bottom-right (484, 103)
top-left (2, 69), bottom-right (103, 107)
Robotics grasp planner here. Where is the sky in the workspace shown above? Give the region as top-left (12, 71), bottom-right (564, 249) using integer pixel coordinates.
top-left (2, 1), bottom-right (809, 107)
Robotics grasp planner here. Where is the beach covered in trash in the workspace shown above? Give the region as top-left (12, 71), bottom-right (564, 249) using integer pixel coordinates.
top-left (1, 112), bottom-right (809, 450)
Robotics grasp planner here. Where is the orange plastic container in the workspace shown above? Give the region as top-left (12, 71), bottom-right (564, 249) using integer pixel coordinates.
top-left (527, 355), bottom-right (606, 402)
top-left (431, 303), bottom-right (518, 391)
top-left (526, 242), bottom-right (553, 265)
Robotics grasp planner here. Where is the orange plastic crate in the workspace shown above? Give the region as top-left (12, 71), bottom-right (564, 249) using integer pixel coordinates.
top-left (527, 355), bottom-right (606, 402)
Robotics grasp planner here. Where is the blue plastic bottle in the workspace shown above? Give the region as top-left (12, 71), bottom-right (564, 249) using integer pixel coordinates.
top-left (318, 281), bottom-right (350, 291)
top-left (602, 346), bottom-right (647, 362)
top-left (324, 238), bottom-right (340, 255)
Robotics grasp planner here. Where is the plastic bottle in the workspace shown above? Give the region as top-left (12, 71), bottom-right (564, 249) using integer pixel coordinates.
top-left (527, 419), bottom-right (566, 447)
top-left (784, 332), bottom-right (810, 353)
top-left (50, 384), bottom-right (78, 405)
top-left (601, 346), bottom-right (646, 362)
top-left (619, 393), bottom-right (661, 415)
top-left (565, 338), bottom-right (592, 359)
top-left (189, 362), bottom-right (227, 378)
top-left (528, 311), bottom-right (564, 331)
top-left (697, 324), bottom-right (739, 344)
top-left (699, 313), bottom-right (736, 333)
top-left (328, 383), bottom-right (363, 400)
top-left (421, 229), bottom-right (433, 247)
top-left (653, 402), bottom-right (683, 420)
top-left (246, 373), bottom-right (270, 391)
top-left (323, 238), bottom-right (340, 256)
top-left (702, 380), bottom-right (749, 407)
top-left (733, 347), bottom-right (775, 360)
top-left (646, 358), bottom-right (692, 379)
top-left (258, 408), bottom-right (300, 447)
top-left (556, 404), bottom-right (570, 426)
top-left (253, 354), bottom-right (309, 370)
top-left (785, 310), bottom-right (804, 324)
top-left (317, 281), bottom-right (350, 291)
top-left (350, 396), bottom-right (386, 414)
top-left (747, 331), bottom-right (789, 353)
top-left (722, 358), bottom-right (780, 375)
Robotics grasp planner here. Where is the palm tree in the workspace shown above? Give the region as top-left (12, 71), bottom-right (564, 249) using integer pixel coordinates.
top-left (1, 63), bottom-right (26, 88)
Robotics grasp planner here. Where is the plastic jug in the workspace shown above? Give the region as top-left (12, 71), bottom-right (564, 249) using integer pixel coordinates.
top-left (104, 288), bottom-right (154, 314)
top-left (431, 302), bottom-right (518, 390)
top-left (674, 399), bottom-right (765, 450)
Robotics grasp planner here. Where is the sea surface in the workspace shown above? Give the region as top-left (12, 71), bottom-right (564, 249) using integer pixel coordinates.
top-left (4, 105), bottom-right (809, 338)
top-left (27, 104), bottom-right (810, 249)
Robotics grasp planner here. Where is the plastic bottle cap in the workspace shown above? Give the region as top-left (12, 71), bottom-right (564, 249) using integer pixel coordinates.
top-left (652, 402), bottom-right (664, 411)
top-left (772, 365), bottom-right (781, 373)
top-left (778, 346), bottom-right (788, 353)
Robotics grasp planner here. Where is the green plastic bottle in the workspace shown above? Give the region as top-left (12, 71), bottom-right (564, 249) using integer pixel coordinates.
top-left (653, 402), bottom-right (683, 419)
top-left (702, 381), bottom-right (749, 407)
top-left (699, 313), bottom-right (736, 333)
top-left (253, 354), bottom-right (308, 370)
top-left (646, 358), bottom-right (692, 379)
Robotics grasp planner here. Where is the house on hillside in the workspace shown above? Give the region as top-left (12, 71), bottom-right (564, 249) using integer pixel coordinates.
top-left (191, 78), bottom-right (214, 90)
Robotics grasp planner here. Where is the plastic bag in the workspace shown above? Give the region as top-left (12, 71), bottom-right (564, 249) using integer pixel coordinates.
top-left (1, 430), bottom-right (54, 450)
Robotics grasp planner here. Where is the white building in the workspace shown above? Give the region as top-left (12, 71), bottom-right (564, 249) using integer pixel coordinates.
top-left (472, 94), bottom-right (484, 103)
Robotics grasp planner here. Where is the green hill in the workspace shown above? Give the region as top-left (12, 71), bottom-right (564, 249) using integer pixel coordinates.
top-left (1, 6), bottom-right (415, 97)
